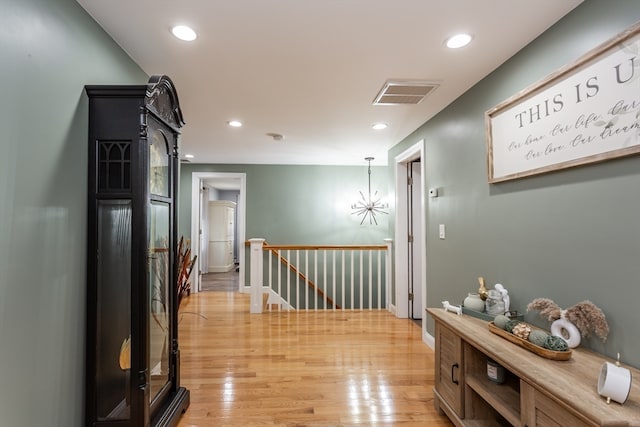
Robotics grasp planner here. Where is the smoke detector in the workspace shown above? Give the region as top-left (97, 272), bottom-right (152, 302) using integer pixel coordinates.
top-left (266, 132), bottom-right (284, 141)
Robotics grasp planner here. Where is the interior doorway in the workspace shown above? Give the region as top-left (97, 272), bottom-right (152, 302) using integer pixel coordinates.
top-left (408, 159), bottom-right (423, 321)
top-left (190, 172), bottom-right (246, 293)
top-left (394, 140), bottom-right (427, 336)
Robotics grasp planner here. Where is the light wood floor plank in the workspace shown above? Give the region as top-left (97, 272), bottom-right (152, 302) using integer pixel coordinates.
top-left (177, 291), bottom-right (453, 427)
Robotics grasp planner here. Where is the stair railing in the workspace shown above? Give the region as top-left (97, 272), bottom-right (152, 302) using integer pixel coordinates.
top-left (248, 238), bottom-right (393, 313)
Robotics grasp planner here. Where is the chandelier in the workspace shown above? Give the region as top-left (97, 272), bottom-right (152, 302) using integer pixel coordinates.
top-left (351, 157), bottom-right (389, 225)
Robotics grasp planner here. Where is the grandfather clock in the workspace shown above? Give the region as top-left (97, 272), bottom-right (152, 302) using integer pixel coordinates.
top-left (85, 75), bottom-right (189, 427)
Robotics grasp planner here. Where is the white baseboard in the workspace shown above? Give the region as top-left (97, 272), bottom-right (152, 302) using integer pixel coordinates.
top-left (423, 330), bottom-right (435, 349)
top-left (208, 263), bottom-right (235, 273)
top-left (389, 303), bottom-right (397, 316)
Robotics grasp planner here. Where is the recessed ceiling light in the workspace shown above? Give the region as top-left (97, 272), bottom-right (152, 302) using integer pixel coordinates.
top-left (372, 123), bottom-right (388, 130)
top-left (171, 25), bottom-right (197, 42)
top-left (184, 154), bottom-right (194, 159)
top-left (446, 33), bottom-right (472, 49)
top-left (228, 120), bottom-right (243, 127)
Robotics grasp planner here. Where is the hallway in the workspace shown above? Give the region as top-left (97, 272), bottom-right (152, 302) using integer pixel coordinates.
top-left (176, 288), bottom-right (452, 426)
top-left (200, 271), bottom-right (240, 292)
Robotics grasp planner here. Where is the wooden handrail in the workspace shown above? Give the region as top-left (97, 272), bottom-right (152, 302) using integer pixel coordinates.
top-left (265, 244), bottom-right (387, 251)
top-left (245, 241), bottom-right (387, 251)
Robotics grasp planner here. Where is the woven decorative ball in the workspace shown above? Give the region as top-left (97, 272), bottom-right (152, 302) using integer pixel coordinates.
top-left (544, 335), bottom-right (569, 352)
top-left (505, 319), bottom-right (520, 333)
top-left (494, 314), bottom-right (510, 330)
top-left (512, 323), bottom-right (532, 340)
top-left (527, 329), bottom-right (549, 347)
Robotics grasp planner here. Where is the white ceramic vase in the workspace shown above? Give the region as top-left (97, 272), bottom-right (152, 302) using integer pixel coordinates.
top-left (550, 317), bottom-right (581, 348)
top-left (463, 293), bottom-right (485, 312)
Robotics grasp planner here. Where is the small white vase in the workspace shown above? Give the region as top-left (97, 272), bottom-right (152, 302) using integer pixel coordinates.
top-left (551, 317), bottom-right (581, 348)
top-left (463, 293), bottom-right (485, 312)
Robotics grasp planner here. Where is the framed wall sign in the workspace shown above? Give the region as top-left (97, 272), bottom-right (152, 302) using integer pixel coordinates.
top-left (486, 21), bottom-right (640, 183)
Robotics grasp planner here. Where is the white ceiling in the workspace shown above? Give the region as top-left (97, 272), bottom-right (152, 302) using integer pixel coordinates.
top-left (76, 0), bottom-right (583, 166)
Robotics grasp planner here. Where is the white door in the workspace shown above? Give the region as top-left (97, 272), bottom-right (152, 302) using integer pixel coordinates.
top-left (207, 201), bottom-right (236, 272)
top-left (408, 160), bottom-right (423, 319)
top-left (394, 140), bottom-right (425, 321)
top-left (199, 186), bottom-right (209, 275)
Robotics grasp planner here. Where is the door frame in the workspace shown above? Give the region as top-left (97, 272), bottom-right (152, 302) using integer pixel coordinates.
top-left (408, 160), bottom-right (423, 321)
top-left (394, 140), bottom-right (427, 329)
top-left (190, 172), bottom-right (247, 293)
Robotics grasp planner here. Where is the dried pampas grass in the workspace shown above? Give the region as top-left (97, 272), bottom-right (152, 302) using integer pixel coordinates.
top-left (565, 300), bottom-right (609, 341)
top-left (527, 297), bottom-right (609, 342)
top-left (527, 298), bottom-right (561, 322)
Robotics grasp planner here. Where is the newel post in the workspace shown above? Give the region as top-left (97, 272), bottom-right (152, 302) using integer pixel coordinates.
top-left (384, 238), bottom-right (393, 311)
top-left (249, 238), bottom-right (265, 313)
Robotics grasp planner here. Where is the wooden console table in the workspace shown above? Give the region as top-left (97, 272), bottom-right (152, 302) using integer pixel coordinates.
top-left (428, 308), bottom-right (640, 426)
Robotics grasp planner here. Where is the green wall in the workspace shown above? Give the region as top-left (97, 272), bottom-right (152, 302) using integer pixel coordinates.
top-left (389, 0), bottom-right (640, 367)
top-left (0, 0), bottom-right (147, 425)
top-left (179, 163), bottom-right (390, 245)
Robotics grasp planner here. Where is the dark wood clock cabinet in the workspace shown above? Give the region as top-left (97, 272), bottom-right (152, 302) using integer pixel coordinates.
top-left (85, 75), bottom-right (189, 427)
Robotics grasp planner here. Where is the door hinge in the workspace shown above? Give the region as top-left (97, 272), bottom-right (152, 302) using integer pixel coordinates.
top-left (408, 234), bottom-right (413, 243)
top-left (409, 292), bottom-right (414, 301)
top-left (407, 176), bottom-right (413, 186)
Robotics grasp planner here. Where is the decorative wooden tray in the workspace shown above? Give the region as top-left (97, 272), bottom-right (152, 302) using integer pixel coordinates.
top-left (488, 322), bottom-right (572, 361)
top-left (462, 306), bottom-right (524, 322)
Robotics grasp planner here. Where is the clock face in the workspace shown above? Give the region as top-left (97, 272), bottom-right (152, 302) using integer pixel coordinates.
top-left (149, 129), bottom-right (169, 197)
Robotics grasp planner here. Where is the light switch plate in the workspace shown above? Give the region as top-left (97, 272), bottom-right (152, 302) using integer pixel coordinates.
top-left (439, 224), bottom-right (445, 239)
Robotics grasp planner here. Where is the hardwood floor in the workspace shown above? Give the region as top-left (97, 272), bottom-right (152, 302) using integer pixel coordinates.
top-left (200, 271), bottom-right (240, 292)
top-left (176, 290), bottom-right (453, 427)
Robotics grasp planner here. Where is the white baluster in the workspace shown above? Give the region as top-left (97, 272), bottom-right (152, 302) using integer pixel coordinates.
top-left (384, 239), bottom-right (393, 311)
top-left (350, 251), bottom-right (355, 310)
top-left (368, 250), bottom-right (373, 310)
top-left (341, 250), bottom-right (345, 311)
top-left (377, 250), bottom-right (382, 309)
top-left (277, 249), bottom-right (281, 311)
top-left (359, 250), bottom-right (364, 310)
top-left (295, 250), bottom-right (300, 310)
top-left (305, 250), bottom-right (309, 310)
top-left (267, 249), bottom-right (272, 312)
top-left (321, 250), bottom-right (325, 310)
top-left (331, 251), bottom-right (336, 310)
top-left (286, 249), bottom-right (291, 309)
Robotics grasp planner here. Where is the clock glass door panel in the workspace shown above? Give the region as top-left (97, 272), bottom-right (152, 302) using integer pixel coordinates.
top-left (96, 200), bottom-right (132, 421)
top-left (149, 201), bottom-right (171, 403)
top-left (149, 122), bottom-right (169, 197)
